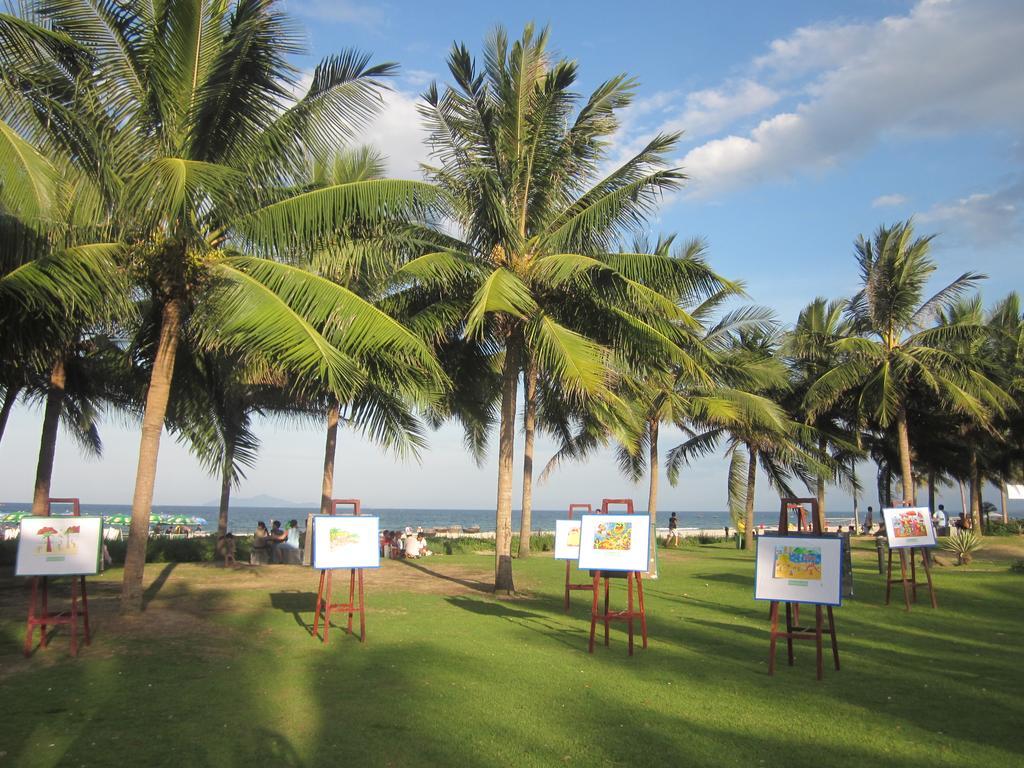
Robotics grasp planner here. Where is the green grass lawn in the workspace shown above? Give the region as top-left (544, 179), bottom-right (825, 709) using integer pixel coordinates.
top-left (1, 539), bottom-right (1022, 768)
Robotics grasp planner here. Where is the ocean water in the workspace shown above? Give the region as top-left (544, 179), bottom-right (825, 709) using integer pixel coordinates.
top-left (0, 501), bottom-right (860, 534)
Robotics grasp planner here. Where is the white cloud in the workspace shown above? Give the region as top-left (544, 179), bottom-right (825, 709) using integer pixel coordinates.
top-left (361, 89), bottom-right (430, 178)
top-left (872, 194), bottom-right (908, 207)
top-left (918, 177), bottom-right (1024, 246)
top-left (621, 1), bottom-right (1024, 199)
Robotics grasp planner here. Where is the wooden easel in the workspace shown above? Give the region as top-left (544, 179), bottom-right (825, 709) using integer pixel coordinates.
top-left (588, 499), bottom-right (648, 656)
top-left (24, 498), bottom-right (91, 657)
top-left (564, 504), bottom-right (595, 612)
top-left (884, 501), bottom-right (938, 611)
top-left (767, 498), bottom-right (839, 680)
top-left (312, 499), bottom-right (367, 644)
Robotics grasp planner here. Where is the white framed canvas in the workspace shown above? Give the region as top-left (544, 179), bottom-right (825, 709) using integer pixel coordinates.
top-left (554, 519), bottom-right (582, 560)
top-left (311, 515), bottom-right (380, 569)
top-left (15, 516), bottom-right (103, 576)
top-left (576, 514), bottom-right (650, 572)
top-left (754, 534), bottom-right (842, 606)
top-left (882, 507), bottom-right (937, 548)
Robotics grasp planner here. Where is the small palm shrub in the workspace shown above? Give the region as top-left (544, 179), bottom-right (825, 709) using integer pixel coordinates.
top-left (941, 529), bottom-right (983, 565)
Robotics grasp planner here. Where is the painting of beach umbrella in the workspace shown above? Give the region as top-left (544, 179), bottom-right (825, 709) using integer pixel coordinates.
top-left (37, 525), bottom-right (59, 552)
top-left (64, 524), bottom-right (81, 552)
top-left (1, 511), bottom-right (31, 524)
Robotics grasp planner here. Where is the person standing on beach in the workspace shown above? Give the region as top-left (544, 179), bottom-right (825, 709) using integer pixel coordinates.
top-left (863, 506), bottom-right (874, 534)
top-left (667, 513), bottom-right (680, 547)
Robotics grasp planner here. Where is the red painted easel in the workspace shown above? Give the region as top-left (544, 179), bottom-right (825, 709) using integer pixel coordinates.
top-left (563, 504), bottom-right (595, 612)
top-left (767, 497), bottom-right (840, 680)
top-left (588, 499), bottom-right (648, 656)
top-left (312, 499), bottom-right (367, 644)
top-left (884, 501), bottom-right (938, 611)
top-left (24, 498), bottom-right (91, 657)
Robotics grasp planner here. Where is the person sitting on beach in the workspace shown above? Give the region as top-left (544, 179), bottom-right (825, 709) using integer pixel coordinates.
top-left (405, 531), bottom-right (422, 558)
top-left (251, 521), bottom-right (271, 565)
top-left (274, 519), bottom-right (300, 564)
top-left (268, 520), bottom-right (287, 562)
top-left (416, 532), bottom-right (432, 557)
top-left (666, 513), bottom-right (680, 547)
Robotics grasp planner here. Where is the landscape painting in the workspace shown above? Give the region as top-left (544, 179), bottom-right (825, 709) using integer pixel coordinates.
top-left (577, 514), bottom-right (651, 572)
top-left (311, 515), bottom-right (380, 569)
top-left (15, 516), bottom-right (103, 576)
top-left (755, 535), bottom-right (842, 606)
top-left (554, 520), bottom-right (583, 560)
top-left (882, 507), bottom-right (937, 549)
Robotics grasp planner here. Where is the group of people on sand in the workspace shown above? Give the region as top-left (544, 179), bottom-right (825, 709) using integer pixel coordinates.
top-left (251, 519), bottom-right (301, 564)
top-left (381, 528), bottom-right (433, 559)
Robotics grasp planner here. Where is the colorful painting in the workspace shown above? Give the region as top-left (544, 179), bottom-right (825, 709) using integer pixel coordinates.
top-left (16, 517), bottom-right (103, 576)
top-left (754, 535), bottom-right (842, 606)
top-left (882, 507), bottom-right (937, 549)
top-left (554, 520), bottom-right (583, 560)
top-left (773, 546), bottom-right (822, 581)
top-left (593, 522), bottom-right (632, 551)
top-left (577, 513), bottom-right (651, 572)
top-left (311, 515), bottom-right (379, 569)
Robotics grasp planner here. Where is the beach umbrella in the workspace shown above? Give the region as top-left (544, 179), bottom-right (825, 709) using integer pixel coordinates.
top-left (1, 511), bottom-right (31, 523)
top-left (161, 515), bottom-right (206, 526)
top-left (102, 514), bottom-right (133, 526)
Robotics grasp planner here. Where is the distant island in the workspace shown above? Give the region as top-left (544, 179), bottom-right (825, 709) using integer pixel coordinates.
top-left (202, 494), bottom-right (311, 508)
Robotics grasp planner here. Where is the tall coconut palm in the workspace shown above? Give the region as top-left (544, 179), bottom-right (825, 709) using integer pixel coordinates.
top-left (418, 25), bottom-right (733, 590)
top-left (0, 1), bottom-right (444, 611)
top-left (805, 221), bottom-right (1007, 507)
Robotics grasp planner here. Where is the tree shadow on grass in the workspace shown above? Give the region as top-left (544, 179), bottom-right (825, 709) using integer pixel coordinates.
top-left (269, 590), bottom-right (317, 633)
top-left (445, 595), bottom-right (586, 651)
top-left (397, 557), bottom-right (492, 593)
top-left (141, 562), bottom-right (176, 609)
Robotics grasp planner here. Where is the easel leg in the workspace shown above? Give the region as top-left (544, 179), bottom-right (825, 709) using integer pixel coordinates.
top-left (347, 569), bottom-right (356, 635)
top-left (785, 602), bottom-right (795, 666)
top-left (313, 570), bottom-right (326, 638)
top-left (80, 577), bottom-right (91, 645)
top-left (636, 572), bottom-right (648, 649)
top-left (323, 571), bottom-right (334, 644)
top-left (40, 577), bottom-right (49, 648)
top-left (827, 606), bottom-right (840, 670)
top-left (24, 577), bottom-right (39, 657)
top-left (564, 561), bottom-right (571, 613)
top-left (885, 548), bottom-right (894, 605)
top-left (357, 570), bottom-right (366, 643)
top-left (70, 576), bottom-right (80, 657)
top-left (588, 572), bottom-right (600, 654)
top-left (626, 573), bottom-right (635, 657)
top-left (814, 605), bottom-right (823, 681)
top-left (603, 577), bottom-right (610, 647)
top-left (898, 550), bottom-right (912, 611)
top-left (768, 601), bottom-right (779, 676)
top-left (921, 548), bottom-right (938, 608)
top-left (909, 549), bottom-right (918, 603)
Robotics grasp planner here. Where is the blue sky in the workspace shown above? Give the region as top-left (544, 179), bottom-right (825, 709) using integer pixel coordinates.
top-left (2, 0), bottom-right (1022, 513)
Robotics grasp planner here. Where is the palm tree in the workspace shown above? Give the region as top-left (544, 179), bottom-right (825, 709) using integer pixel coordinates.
top-left (805, 221), bottom-right (1006, 507)
top-left (418, 25), bottom-right (735, 590)
top-left (1, 1), bottom-right (444, 611)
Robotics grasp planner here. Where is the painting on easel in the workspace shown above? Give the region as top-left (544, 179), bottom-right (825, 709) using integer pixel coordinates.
top-left (882, 507), bottom-right (936, 548)
top-left (15, 517), bottom-right (103, 576)
top-left (755, 534), bottom-right (842, 606)
top-left (577, 514), bottom-right (650, 572)
top-left (311, 516), bottom-right (380, 569)
top-left (554, 519), bottom-right (582, 560)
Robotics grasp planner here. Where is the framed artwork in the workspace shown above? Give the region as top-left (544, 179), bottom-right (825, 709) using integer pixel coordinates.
top-left (311, 515), bottom-right (380, 569)
top-left (576, 514), bottom-right (650, 572)
top-left (882, 507), bottom-right (937, 548)
top-left (15, 516), bottom-right (103, 576)
top-left (554, 519), bottom-right (582, 560)
top-left (754, 534), bottom-right (842, 606)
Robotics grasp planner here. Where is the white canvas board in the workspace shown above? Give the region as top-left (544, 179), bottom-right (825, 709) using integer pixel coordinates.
top-left (311, 515), bottom-right (380, 569)
top-left (882, 507), bottom-right (937, 548)
top-left (554, 519), bottom-right (582, 560)
top-left (1007, 484), bottom-right (1024, 500)
top-left (15, 516), bottom-right (103, 576)
top-left (576, 514), bottom-right (650, 572)
top-left (754, 534), bottom-right (842, 606)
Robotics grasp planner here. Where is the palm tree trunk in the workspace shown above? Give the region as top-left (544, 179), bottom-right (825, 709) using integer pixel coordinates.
top-left (121, 298), bottom-right (183, 613)
top-left (895, 407), bottom-right (916, 504)
top-left (927, 472), bottom-right (936, 514)
top-left (743, 447), bottom-right (758, 550)
top-left (646, 418), bottom-right (659, 577)
top-left (321, 400), bottom-right (340, 515)
top-left (0, 384), bottom-right (21, 445)
top-left (30, 359), bottom-right (66, 515)
top-left (958, 480), bottom-right (968, 518)
top-left (815, 436), bottom-right (827, 531)
top-left (877, 464), bottom-right (886, 509)
top-left (851, 460), bottom-right (860, 533)
top-left (517, 359), bottom-right (537, 558)
top-left (494, 338), bottom-right (519, 592)
top-left (969, 451), bottom-right (983, 534)
top-left (217, 442), bottom-right (235, 539)
top-left (1000, 479), bottom-right (1009, 524)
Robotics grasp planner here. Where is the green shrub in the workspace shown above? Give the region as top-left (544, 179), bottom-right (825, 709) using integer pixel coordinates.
top-left (985, 519), bottom-right (1024, 536)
